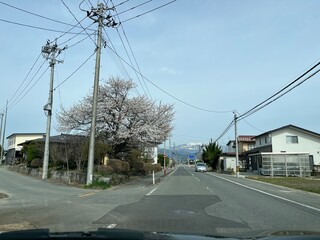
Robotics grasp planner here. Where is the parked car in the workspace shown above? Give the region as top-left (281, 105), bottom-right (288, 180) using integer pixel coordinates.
top-left (195, 162), bottom-right (207, 172)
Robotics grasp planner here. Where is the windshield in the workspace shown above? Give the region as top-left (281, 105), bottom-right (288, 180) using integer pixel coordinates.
top-left (1, 0), bottom-right (320, 238)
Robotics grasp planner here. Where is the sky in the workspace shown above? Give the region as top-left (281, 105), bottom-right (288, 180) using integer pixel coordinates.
top-left (1, 0), bottom-right (320, 149)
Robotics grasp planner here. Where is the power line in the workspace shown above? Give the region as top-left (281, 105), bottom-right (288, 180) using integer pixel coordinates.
top-left (58, 22), bottom-right (96, 47)
top-left (53, 16), bottom-right (89, 42)
top-left (53, 50), bottom-right (97, 91)
top-left (107, 45), bottom-right (233, 113)
top-left (238, 61), bottom-right (320, 119)
top-left (111, 0), bottom-right (152, 99)
top-left (238, 68), bottom-right (320, 121)
top-left (7, 53), bottom-right (42, 105)
top-left (8, 59), bottom-right (47, 109)
top-left (116, 0), bottom-right (152, 16)
top-left (121, 0), bottom-right (177, 23)
top-left (0, 18), bottom-right (89, 34)
top-left (8, 66), bottom-right (50, 110)
top-left (113, 0), bottom-right (131, 8)
top-left (212, 119), bottom-right (234, 144)
top-left (61, 0), bottom-right (97, 46)
top-left (0, 1), bottom-right (93, 30)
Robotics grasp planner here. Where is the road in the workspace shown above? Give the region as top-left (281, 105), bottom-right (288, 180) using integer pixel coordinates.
top-left (0, 165), bottom-right (320, 236)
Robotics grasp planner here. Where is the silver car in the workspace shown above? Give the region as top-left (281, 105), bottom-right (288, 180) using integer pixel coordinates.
top-left (195, 162), bottom-right (207, 172)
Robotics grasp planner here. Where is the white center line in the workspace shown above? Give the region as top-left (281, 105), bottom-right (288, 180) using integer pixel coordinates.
top-left (195, 177), bottom-right (200, 182)
top-left (146, 187), bottom-right (158, 196)
top-left (106, 224), bottom-right (117, 229)
top-left (210, 173), bottom-right (320, 213)
top-left (206, 186), bottom-right (214, 194)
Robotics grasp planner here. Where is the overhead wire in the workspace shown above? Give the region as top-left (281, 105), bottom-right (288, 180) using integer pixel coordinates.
top-left (116, 0), bottom-right (152, 16)
top-left (53, 50), bottom-right (97, 91)
top-left (0, 1), bottom-right (93, 30)
top-left (58, 22), bottom-right (96, 47)
top-left (107, 45), bottom-right (233, 113)
top-left (121, 0), bottom-right (177, 23)
top-left (0, 18), bottom-right (89, 34)
top-left (113, 0), bottom-right (131, 8)
top-left (108, 1), bottom-right (151, 98)
top-left (8, 66), bottom-right (50, 110)
top-left (7, 53), bottom-right (42, 105)
top-left (61, 0), bottom-right (97, 47)
top-left (238, 68), bottom-right (320, 122)
top-left (238, 61), bottom-right (320, 119)
top-left (212, 119), bottom-right (235, 144)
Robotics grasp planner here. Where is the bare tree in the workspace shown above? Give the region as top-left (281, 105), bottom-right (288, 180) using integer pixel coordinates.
top-left (57, 77), bottom-right (174, 156)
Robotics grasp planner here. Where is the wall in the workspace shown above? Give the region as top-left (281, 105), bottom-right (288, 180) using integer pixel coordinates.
top-left (7, 134), bottom-right (44, 150)
top-left (221, 156), bottom-right (236, 171)
top-left (272, 128), bottom-right (320, 165)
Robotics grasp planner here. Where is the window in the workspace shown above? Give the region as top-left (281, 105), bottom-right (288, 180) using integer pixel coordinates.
top-left (265, 137), bottom-right (268, 143)
top-left (259, 138), bottom-right (262, 145)
top-left (286, 135), bottom-right (298, 144)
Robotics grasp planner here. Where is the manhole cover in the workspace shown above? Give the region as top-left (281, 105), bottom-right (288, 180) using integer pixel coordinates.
top-left (0, 193), bottom-right (9, 199)
top-left (173, 209), bottom-right (196, 215)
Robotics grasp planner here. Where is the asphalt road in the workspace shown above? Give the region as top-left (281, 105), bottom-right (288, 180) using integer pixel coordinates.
top-left (1, 165), bottom-right (320, 236)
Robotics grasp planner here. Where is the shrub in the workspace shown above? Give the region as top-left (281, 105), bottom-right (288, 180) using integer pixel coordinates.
top-left (108, 159), bottom-right (130, 175)
top-left (151, 163), bottom-right (162, 172)
top-left (30, 158), bottom-right (43, 168)
top-left (97, 165), bottom-right (113, 175)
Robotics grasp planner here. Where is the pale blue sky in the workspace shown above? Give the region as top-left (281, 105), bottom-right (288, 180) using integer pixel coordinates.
top-left (1, 0), bottom-right (320, 148)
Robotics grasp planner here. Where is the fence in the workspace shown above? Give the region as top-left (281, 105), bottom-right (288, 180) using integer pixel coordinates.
top-left (261, 153), bottom-right (311, 177)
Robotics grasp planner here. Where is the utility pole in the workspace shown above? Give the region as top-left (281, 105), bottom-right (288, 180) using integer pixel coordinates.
top-left (0, 101), bottom-right (8, 165)
top-left (234, 112), bottom-right (240, 178)
top-left (41, 41), bottom-right (64, 179)
top-left (86, 3), bottom-right (118, 185)
top-left (0, 113), bottom-right (3, 163)
top-left (163, 140), bottom-right (166, 176)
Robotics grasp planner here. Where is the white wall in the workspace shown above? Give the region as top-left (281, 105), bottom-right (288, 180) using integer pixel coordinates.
top-left (255, 134), bottom-right (272, 148)
top-left (7, 134), bottom-right (43, 151)
top-left (221, 156), bottom-right (236, 171)
top-left (272, 128), bottom-right (320, 165)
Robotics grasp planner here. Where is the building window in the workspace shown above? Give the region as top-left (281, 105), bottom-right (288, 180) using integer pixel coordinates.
top-left (286, 135), bottom-right (298, 144)
top-left (259, 138), bottom-right (262, 145)
top-left (265, 137), bottom-right (268, 143)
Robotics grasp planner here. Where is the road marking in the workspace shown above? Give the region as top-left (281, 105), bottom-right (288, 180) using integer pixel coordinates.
top-left (206, 187), bottom-right (214, 194)
top-left (210, 173), bottom-right (320, 213)
top-left (146, 187), bottom-right (158, 196)
top-left (167, 167), bottom-right (177, 177)
top-left (195, 177), bottom-right (200, 182)
top-left (78, 192), bottom-right (97, 198)
top-left (106, 224), bottom-right (117, 229)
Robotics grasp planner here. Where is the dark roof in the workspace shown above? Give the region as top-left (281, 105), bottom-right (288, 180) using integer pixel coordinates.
top-left (244, 145), bottom-right (272, 155)
top-left (254, 124), bottom-right (320, 139)
top-left (7, 133), bottom-right (45, 139)
top-left (18, 134), bottom-right (87, 146)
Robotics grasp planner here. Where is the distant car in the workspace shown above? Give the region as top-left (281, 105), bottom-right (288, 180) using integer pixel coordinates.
top-left (195, 162), bottom-right (207, 172)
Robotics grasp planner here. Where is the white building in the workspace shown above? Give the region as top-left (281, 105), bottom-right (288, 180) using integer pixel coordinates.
top-left (246, 125), bottom-right (320, 176)
top-left (6, 133), bottom-right (45, 164)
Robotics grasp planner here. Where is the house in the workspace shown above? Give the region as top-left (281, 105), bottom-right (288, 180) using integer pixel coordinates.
top-left (220, 135), bottom-right (255, 172)
top-left (6, 133), bottom-right (45, 164)
top-left (245, 125), bottom-right (320, 176)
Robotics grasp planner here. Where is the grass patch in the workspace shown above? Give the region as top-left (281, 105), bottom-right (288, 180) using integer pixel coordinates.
top-left (83, 179), bottom-right (110, 189)
top-left (247, 176), bottom-right (320, 194)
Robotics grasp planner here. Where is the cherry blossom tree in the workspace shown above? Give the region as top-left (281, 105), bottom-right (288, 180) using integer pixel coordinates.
top-left (57, 77), bottom-right (174, 156)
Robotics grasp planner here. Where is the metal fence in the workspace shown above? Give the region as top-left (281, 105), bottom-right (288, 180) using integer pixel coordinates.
top-left (261, 153), bottom-right (311, 177)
